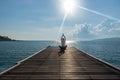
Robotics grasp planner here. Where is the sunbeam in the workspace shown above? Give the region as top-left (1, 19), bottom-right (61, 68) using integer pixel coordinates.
top-left (59, 13), bottom-right (67, 36)
top-left (58, 0), bottom-right (77, 38)
top-left (76, 5), bottom-right (120, 21)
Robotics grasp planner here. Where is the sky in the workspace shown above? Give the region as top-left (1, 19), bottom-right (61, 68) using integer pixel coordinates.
top-left (0, 0), bottom-right (120, 40)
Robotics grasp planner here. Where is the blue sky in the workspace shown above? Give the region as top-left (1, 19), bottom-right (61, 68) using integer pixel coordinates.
top-left (0, 0), bottom-right (120, 40)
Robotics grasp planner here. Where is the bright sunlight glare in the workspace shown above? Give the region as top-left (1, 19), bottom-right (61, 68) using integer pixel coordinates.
top-left (66, 40), bottom-right (75, 44)
top-left (66, 40), bottom-right (76, 46)
top-left (62, 0), bottom-right (77, 14)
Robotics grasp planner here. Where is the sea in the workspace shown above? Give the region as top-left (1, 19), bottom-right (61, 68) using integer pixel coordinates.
top-left (0, 40), bottom-right (120, 72)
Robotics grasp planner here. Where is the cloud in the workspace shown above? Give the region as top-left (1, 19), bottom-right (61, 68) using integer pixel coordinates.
top-left (65, 19), bottom-right (120, 40)
top-left (65, 23), bottom-right (96, 40)
top-left (93, 19), bottom-right (120, 38)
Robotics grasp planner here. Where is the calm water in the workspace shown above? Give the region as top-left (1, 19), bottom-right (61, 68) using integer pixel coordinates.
top-left (0, 41), bottom-right (56, 72)
top-left (74, 41), bottom-right (120, 68)
top-left (0, 41), bottom-right (120, 72)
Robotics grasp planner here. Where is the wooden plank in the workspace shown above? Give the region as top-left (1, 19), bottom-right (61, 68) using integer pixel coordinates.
top-left (0, 46), bottom-right (120, 80)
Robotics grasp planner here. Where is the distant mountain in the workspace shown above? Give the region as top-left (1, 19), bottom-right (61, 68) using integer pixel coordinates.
top-left (91, 37), bottom-right (120, 42)
top-left (0, 35), bottom-right (15, 41)
top-left (79, 37), bottom-right (120, 45)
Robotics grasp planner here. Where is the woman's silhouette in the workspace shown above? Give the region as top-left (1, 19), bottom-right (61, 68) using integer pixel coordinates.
top-left (58, 34), bottom-right (67, 56)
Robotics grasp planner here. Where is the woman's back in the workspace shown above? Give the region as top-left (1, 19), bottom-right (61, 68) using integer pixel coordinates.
top-left (61, 34), bottom-right (66, 47)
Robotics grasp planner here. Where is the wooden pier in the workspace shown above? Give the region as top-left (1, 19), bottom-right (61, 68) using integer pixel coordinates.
top-left (0, 46), bottom-right (120, 80)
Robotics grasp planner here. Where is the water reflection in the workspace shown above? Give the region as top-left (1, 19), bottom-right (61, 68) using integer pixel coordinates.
top-left (66, 40), bottom-right (76, 46)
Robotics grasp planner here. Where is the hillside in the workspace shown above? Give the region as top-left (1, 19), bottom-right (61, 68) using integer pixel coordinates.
top-left (90, 37), bottom-right (120, 42)
top-left (79, 37), bottom-right (120, 45)
top-left (0, 35), bottom-right (15, 41)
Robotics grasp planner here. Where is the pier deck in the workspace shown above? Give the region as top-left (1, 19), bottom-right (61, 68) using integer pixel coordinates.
top-left (0, 46), bottom-right (120, 80)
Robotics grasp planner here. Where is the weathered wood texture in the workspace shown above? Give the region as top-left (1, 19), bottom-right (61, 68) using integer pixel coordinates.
top-left (0, 46), bottom-right (120, 80)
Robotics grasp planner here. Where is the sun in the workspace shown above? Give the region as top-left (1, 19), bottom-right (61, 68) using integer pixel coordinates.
top-left (62, 0), bottom-right (77, 14)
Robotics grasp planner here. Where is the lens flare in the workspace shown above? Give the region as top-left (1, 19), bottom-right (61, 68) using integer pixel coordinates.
top-left (58, 0), bottom-right (120, 41)
top-left (58, 0), bottom-right (77, 37)
top-left (76, 5), bottom-right (120, 21)
top-left (58, 13), bottom-right (67, 38)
